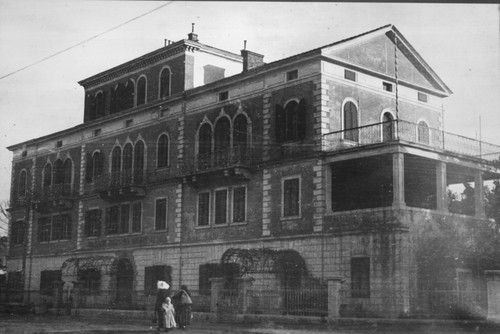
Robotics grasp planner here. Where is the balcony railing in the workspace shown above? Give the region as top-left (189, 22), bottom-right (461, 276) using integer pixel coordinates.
top-left (322, 120), bottom-right (500, 163)
top-left (182, 147), bottom-right (254, 175)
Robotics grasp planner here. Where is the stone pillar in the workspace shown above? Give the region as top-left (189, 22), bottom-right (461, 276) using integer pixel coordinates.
top-left (485, 270), bottom-right (500, 321)
top-left (392, 152), bottom-right (405, 208)
top-left (53, 280), bottom-right (65, 314)
top-left (236, 277), bottom-right (253, 314)
top-left (327, 278), bottom-right (344, 323)
top-left (436, 161), bottom-right (448, 212)
top-left (474, 171), bottom-right (485, 218)
top-left (209, 278), bottom-right (224, 314)
top-left (72, 281), bottom-right (84, 316)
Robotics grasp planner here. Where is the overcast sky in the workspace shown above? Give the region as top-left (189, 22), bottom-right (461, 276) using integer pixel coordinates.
top-left (0, 1), bottom-right (499, 203)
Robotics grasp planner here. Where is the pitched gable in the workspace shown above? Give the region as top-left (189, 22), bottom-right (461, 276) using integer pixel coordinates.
top-left (322, 26), bottom-right (451, 95)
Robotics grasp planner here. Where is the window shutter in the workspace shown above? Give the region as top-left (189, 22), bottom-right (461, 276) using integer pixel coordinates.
top-left (275, 104), bottom-right (285, 142)
top-left (298, 99), bottom-right (307, 140)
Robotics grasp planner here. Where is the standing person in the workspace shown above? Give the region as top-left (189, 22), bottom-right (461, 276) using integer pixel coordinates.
top-left (162, 297), bottom-right (176, 332)
top-left (173, 285), bottom-right (192, 330)
top-left (154, 281), bottom-right (170, 331)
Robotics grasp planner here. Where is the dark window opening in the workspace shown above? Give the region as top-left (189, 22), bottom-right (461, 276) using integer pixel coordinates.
top-left (283, 178), bottom-right (300, 217)
top-left (160, 68), bottom-right (171, 98)
top-left (198, 124), bottom-right (212, 170)
top-left (120, 204), bottom-right (130, 234)
top-left (233, 115), bottom-right (248, 160)
top-left (351, 257), bottom-right (370, 298)
top-left (125, 119), bottom-right (133, 128)
top-left (155, 198), bottom-right (167, 231)
top-left (218, 91), bottom-right (229, 101)
top-left (344, 69), bottom-right (356, 81)
top-left (144, 265), bottom-right (172, 295)
top-left (43, 164), bottom-right (52, 192)
top-left (123, 144), bottom-right (133, 185)
top-left (199, 263), bottom-right (240, 295)
top-left (275, 99), bottom-right (307, 142)
top-left (56, 140), bottom-right (63, 148)
top-left (105, 206), bottom-right (120, 235)
top-left (18, 170), bottom-right (27, 198)
top-left (78, 268), bottom-right (100, 295)
top-left (84, 209), bottom-right (101, 237)
top-left (383, 82), bottom-right (393, 92)
top-left (418, 92), bottom-right (428, 102)
top-left (214, 189), bottom-right (228, 225)
top-left (94, 129), bottom-right (101, 136)
top-left (38, 217), bottom-right (51, 243)
top-left (137, 77), bottom-right (146, 106)
top-left (134, 141), bottom-right (145, 183)
top-left (286, 69), bottom-right (298, 81)
top-left (233, 186), bottom-right (246, 223)
top-left (111, 146), bottom-right (121, 186)
top-left (132, 202), bottom-right (142, 233)
top-left (214, 117), bottom-right (230, 167)
top-left (343, 101), bottom-right (359, 142)
top-left (157, 134), bottom-right (169, 169)
top-left (40, 270), bottom-right (61, 296)
top-left (382, 112), bottom-right (395, 142)
top-left (197, 192), bottom-right (210, 226)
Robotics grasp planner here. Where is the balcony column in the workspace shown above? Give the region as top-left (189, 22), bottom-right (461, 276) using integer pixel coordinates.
top-left (436, 161), bottom-right (448, 212)
top-left (474, 170), bottom-right (486, 218)
top-left (392, 152), bottom-right (405, 208)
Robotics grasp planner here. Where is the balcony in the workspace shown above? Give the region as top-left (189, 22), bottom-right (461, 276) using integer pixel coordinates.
top-left (35, 184), bottom-right (75, 213)
top-left (182, 147), bottom-right (254, 185)
top-left (322, 120), bottom-right (500, 163)
top-left (91, 171), bottom-right (147, 202)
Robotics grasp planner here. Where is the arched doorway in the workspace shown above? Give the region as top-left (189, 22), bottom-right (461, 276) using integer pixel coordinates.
top-left (115, 258), bottom-right (134, 305)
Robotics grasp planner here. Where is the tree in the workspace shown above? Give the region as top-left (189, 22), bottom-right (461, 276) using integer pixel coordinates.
top-left (0, 199), bottom-right (9, 237)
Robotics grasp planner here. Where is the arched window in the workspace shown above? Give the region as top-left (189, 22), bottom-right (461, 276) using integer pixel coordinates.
top-left (198, 123), bottom-right (212, 170)
top-left (93, 151), bottom-right (103, 179)
top-left (110, 86), bottom-right (118, 114)
top-left (233, 114), bottom-right (248, 162)
top-left (417, 120), bottom-right (430, 144)
top-left (63, 159), bottom-right (72, 195)
top-left (275, 99), bottom-right (306, 142)
top-left (160, 68), bottom-right (171, 98)
top-left (157, 134), bottom-right (169, 169)
top-left (123, 143), bottom-right (133, 185)
top-left (18, 170), bottom-right (27, 198)
top-left (137, 77), bottom-right (146, 106)
top-left (343, 101), bottom-right (359, 142)
top-left (95, 92), bottom-right (105, 118)
top-left (134, 141), bottom-right (145, 183)
top-left (124, 80), bottom-right (135, 110)
top-left (85, 153), bottom-right (94, 183)
top-left (111, 146), bottom-right (122, 186)
top-left (86, 151), bottom-right (103, 183)
top-left (43, 163), bottom-right (52, 191)
top-left (382, 112), bottom-right (394, 142)
top-left (214, 117), bottom-right (230, 167)
top-left (54, 159), bottom-right (64, 186)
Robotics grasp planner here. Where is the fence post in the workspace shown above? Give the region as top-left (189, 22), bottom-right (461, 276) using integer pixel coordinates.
top-left (485, 270), bottom-right (500, 321)
top-left (327, 278), bottom-right (344, 324)
top-left (236, 277), bottom-right (253, 314)
top-left (209, 277), bottom-right (224, 317)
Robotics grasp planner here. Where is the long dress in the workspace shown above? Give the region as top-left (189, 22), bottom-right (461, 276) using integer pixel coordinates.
top-left (162, 302), bottom-right (177, 329)
top-left (173, 289), bottom-right (192, 328)
top-left (155, 289), bottom-right (170, 329)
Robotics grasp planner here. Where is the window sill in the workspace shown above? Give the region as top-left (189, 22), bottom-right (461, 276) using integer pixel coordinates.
top-left (280, 215), bottom-right (301, 221)
top-left (195, 225), bottom-right (210, 230)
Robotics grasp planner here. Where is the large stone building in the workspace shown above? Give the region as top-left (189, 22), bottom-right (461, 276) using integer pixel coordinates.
top-left (6, 25), bottom-right (500, 318)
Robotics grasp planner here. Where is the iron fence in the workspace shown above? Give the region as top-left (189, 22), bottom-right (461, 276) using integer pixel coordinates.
top-left (322, 120), bottom-right (500, 163)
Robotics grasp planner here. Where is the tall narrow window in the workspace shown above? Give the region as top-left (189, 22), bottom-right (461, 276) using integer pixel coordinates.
top-left (137, 76), bottom-right (146, 106)
top-left (134, 141), bottom-right (145, 183)
top-left (123, 144), bottom-right (133, 185)
top-left (54, 159), bottom-right (64, 188)
top-left (214, 189), bottom-right (228, 225)
top-left (343, 101), bottom-right (359, 142)
top-left (111, 146), bottom-right (121, 186)
top-left (43, 164), bottom-right (52, 192)
top-left (124, 79), bottom-right (135, 110)
top-left (120, 204), bottom-right (130, 234)
top-left (11, 220), bottom-right (25, 245)
top-left (18, 170), bottom-right (27, 198)
top-left (63, 159), bottom-right (72, 196)
top-left (417, 121), bottom-right (430, 144)
top-left (38, 217), bottom-right (51, 243)
top-left (132, 202), bottom-right (142, 233)
top-left (282, 177), bottom-right (300, 218)
top-left (157, 134), bottom-right (169, 169)
top-left (115, 83), bottom-right (126, 112)
top-left (155, 198), bottom-right (167, 231)
top-left (85, 153), bottom-right (94, 183)
top-left (160, 68), bottom-right (171, 98)
top-left (276, 99), bottom-right (306, 142)
top-left (106, 206), bottom-right (119, 235)
top-left (197, 192), bottom-right (210, 226)
top-left (198, 124), bottom-right (212, 170)
top-left (233, 186), bottom-right (246, 223)
top-left (84, 209), bottom-right (101, 237)
top-left (233, 115), bottom-right (248, 162)
top-left (110, 86), bottom-right (118, 114)
top-left (214, 117), bottom-right (230, 167)
top-left (95, 92), bottom-right (105, 118)
top-left (382, 112), bottom-right (394, 142)
top-left (351, 257), bottom-right (370, 298)
top-left (93, 151), bottom-right (103, 180)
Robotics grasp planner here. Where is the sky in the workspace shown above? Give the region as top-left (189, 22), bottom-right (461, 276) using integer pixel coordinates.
top-left (0, 1), bottom-right (499, 205)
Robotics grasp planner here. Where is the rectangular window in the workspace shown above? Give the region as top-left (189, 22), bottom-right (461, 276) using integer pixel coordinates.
top-left (94, 129), bottom-right (101, 136)
top-left (120, 204), bottom-right (130, 234)
top-left (286, 69), bottom-right (298, 81)
top-left (125, 119), bottom-right (133, 128)
top-left (106, 206), bottom-right (119, 235)
top-left (199, 263), bottom-right (219, 295)
top-left (344, 69), bottom-right (356, 82)
top-left (40, 270), bottom-right (62, 296)
top-left (282, 177), bottom-right (300, 217)
top-left (218, 91), bottom-right (229, 101)
top-left (78, 268), bottom-right (100, 295)
top-left (418, 92), bottom-right (428, 102)
top-left (11, 220), bottom-right (25, 245)
top-left (56, 140), bottom-right (63, 148)
top-left (144, 265), bottom-right (172, 294)
top-left (382, 82), bottom-right (393, 92)
top-left (351, 257), bottom-right (370, 298)
top-left (233, 186), bottom-right (246, 223)
top-left (84, 209), bottom-right (101, 237)
top-left (214, 189), bottom-right (228, 225)
top-left (51, 215), bottom-right (63, 241)
top-left (132, 202), bottom-right (142, 233)
top-left (197, 192), bottom-right (210, 226)
top-left (155, 198), bottom-right (167, 230)
top-left (38, 217), bottom-right (51, 243)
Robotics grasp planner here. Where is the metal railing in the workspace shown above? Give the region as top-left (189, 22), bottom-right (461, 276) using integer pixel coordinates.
top-left (182, 147), bottom-right (254, 175)
top-left (322, 120), bottom-right (500, 163)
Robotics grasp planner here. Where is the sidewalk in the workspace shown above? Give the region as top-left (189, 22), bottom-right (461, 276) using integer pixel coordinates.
top-left (1, 313), bottom-right (500, 334)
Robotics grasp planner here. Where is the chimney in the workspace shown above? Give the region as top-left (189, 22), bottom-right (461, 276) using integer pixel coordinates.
top-left (241, 41), bottom-right (264, 72)
top-left (188, 23), bottom-right (198, 42)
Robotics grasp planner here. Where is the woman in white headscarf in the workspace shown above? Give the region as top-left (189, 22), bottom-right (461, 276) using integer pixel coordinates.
top-left (154, 280), bottom-right (170, 331)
